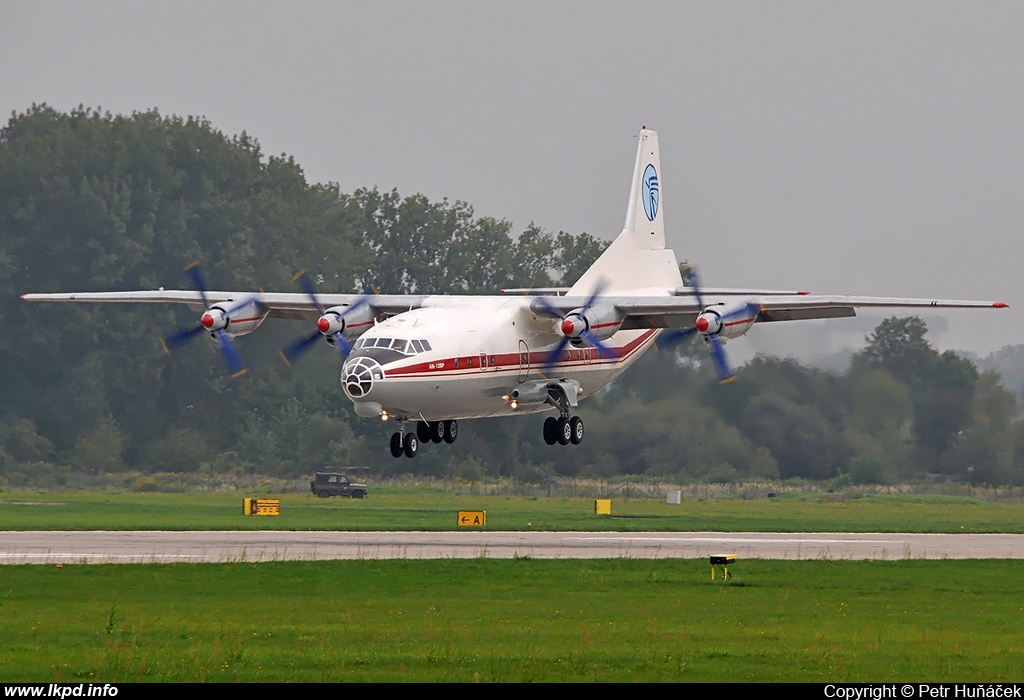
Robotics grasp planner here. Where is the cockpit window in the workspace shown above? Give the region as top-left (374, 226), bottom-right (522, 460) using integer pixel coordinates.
top-left (356, 337), bottom-right (432, 355)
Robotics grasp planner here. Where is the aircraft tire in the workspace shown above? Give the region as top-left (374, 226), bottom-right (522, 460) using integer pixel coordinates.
top-left (404, 433), bottom-right (419, 458)
top-left (556, 417), bottom-right (571, 445)
top-left (430, 421), bottom-right (445, 443)
top-left (543, 417), bottom-right (558, 445)
top-left (569, 416), bottom-right (584, 445)
top-left (389, 432), bottom-right (403, 458)
top-left (416, 420), bottom-right (432, 443)
top-left (443, 420), bottom-right (458, 444)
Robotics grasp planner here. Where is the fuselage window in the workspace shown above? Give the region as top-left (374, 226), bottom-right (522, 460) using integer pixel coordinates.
top-left (489, 355), bottom-right (495, 366)
top-left (376, 338), bottom-right (393, 348)
top-left (411, 339), bottom-right (424, 353)
top-left (392, 339), bottom-right (409, 354)
top-left (454, 358), bottom-right (460, 369)
top-left (420, 339), bottom-right (432, 351)
top-left (467, 357), bottom-right (472, 367)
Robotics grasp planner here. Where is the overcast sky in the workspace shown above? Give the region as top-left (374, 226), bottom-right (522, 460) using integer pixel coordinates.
top-left (3, 1), bottom-right (1022, 360)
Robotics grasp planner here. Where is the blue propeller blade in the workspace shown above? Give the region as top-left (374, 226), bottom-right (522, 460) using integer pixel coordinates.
top-left (280, 330), bottom-right (322, 365)
top-left (162, 323), bottom-right (204, 352)
top-left (657, 325), bottom-right (698, 347)
top-left (184, 262), bottom-right (210, 308)
top-left (708, 335), bottom-right (734, 383)
top-left (579, 329), bottom-right (612, 358)
top-left (214, 328), bottom-right (246, 377)
top-left (541, 334), bottom-right (572, 375)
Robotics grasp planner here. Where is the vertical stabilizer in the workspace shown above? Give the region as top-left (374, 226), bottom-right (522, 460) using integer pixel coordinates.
top-left (569, 128), bottom-right (682, 295)
top-left (624, 128), bottom-right (665, 249)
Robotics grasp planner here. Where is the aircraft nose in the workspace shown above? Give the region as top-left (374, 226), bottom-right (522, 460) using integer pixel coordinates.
top-left (341, 356), bottom-right (384, 399)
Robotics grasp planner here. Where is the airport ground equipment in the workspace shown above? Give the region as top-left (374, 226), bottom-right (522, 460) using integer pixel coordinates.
top-left (310, 472), bottom-right (368, 499)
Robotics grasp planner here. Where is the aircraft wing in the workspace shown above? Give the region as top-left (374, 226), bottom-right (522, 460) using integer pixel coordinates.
top-left (21, 290), bottom-right (429, 321)
top-left (532, 294), bottom-right (1008, 331)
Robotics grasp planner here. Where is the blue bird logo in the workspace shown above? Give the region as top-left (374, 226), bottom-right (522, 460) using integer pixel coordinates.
top-left (642, 164), bottom-right (659, 221)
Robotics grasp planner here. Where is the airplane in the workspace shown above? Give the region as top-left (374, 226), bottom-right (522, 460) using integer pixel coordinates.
top-left (22, 128), bottom-right (1008, 459)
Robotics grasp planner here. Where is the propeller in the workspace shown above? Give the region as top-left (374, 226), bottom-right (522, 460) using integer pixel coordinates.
top-left (161, 262), bottom-right (256, 378)
top-left (534, 279), bottom-right (614, 375)
top-left (279, 270), bottom-right (373, 365)
top-left (659, 267), bottom-right (759, 384)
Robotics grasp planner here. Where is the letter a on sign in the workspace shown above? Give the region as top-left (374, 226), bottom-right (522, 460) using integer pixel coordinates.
top-left (457, 510), bottom-right (486, 527)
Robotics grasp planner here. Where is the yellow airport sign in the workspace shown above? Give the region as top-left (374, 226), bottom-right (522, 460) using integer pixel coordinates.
top-left (458, 510), bottom-right (486, 527)
top-left (595, 499), bottom-right (611, 515)
top-left (243, 498), bottom-right (280, 516)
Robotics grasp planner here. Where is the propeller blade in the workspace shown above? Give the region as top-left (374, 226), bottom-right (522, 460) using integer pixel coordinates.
top-left (280, 330), bottom-right (322, 365)
top-left (579, 329), bottom-right (613, 358)
top-left (581, 277), bottom-right (609, 311)
top-left (657, 325), bottom-right (698, 347)
top-left (221, 295), bottom-right (263, 317)
top-left (708, 335), bottom-right (734, 383)
top-left (716, 301), bottom-right (761, 325)
top-left (162, 323), bottom-right (204, 352)
top-left (541, 334), bottom-right (572, 375)
top-left (294, 270), bottom-right (326, 315)
top-left (533, 296), bottom-right (563, 319)
top-left (214, 328), bottom-right (246, 377)
top-left (331, 332), bottom-right (354, 358)
top-left (184, 262), bottom-right (210, 308)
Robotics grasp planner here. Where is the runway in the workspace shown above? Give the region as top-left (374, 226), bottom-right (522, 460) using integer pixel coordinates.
top-left (2, 530), bottom-right (1023, 564)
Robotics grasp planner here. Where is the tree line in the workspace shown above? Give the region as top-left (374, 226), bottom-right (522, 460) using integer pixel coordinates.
top-left (0, 105), bottom-right (1021, 487)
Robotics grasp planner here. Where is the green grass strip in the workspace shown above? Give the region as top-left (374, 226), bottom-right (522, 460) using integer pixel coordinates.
top-left (2, 490), bottom-right (1024, 532)
top-left (1, 559), bottom-right (1023, 682)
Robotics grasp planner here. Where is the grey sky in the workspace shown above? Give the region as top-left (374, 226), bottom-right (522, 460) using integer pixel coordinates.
top-left (3, 1), bottom-right (1022, 359)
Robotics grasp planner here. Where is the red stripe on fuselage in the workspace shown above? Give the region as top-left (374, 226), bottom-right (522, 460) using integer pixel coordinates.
top-left (384, 330), bottom-right (657, 378)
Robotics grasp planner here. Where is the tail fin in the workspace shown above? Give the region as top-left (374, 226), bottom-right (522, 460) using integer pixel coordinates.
top-left (569, 128), bottom-right (682, 294)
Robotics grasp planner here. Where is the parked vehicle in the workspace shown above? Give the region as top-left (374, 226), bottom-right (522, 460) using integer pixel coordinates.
top-left (310, 472), bottom-right (368, 499)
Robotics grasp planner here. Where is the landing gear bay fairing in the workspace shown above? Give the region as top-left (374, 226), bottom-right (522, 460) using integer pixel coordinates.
top-left (23, 129), bottom-right (1007, 457)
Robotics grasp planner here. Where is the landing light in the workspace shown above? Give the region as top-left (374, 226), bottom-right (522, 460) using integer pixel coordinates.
top-left (380, 410), bottom-right (389, 421)
top-left (510, 400), bottom-right (519, 410)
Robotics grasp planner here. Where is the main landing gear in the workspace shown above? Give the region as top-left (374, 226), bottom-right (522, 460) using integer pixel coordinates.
top-left (389, 419), bottom-right (458, 458)
top-left (542, 390), bottom-right (584, 446)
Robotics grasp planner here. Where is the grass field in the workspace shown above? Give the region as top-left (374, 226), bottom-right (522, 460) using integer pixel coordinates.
top-left (1, 558), bottom-right (1022, 682)
top-left (1, 487), bottom-right (1024, 532)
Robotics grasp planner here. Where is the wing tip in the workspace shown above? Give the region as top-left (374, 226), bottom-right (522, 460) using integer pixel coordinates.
top-left (994, 302), bottom-right (1009, 308)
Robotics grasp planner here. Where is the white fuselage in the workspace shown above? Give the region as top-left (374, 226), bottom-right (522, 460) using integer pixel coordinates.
top-left (341, 296), bottom-right (658, 422)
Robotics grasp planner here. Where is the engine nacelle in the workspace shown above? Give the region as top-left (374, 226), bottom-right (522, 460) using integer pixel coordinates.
top-left (696, 301), bottom-right (759, 340)
top-left (319, 304), bottom-right (376, 340)
top-left (509, 378), bottom-right (582, 407)
top-left (559, 305), bottom-right (624, 342)
top-left (202, 303), bottom-right (268, 338)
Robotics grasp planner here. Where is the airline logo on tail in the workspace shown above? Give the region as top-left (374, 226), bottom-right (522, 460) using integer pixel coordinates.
top-left (642, 164), bottom-right (659, 221)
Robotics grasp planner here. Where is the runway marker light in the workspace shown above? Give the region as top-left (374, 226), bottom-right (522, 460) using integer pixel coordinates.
top-left (710, 553), bottom-right (736, 580)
